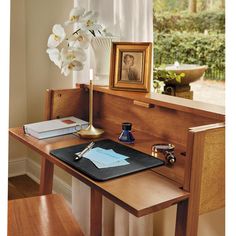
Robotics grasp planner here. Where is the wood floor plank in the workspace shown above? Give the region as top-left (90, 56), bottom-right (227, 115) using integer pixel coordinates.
top-left (8, 194), bottom-right (84, 236)
top-left (8, 175), bottom-right (39, 200)
top-left (8, 182), bottom-right (25, 200)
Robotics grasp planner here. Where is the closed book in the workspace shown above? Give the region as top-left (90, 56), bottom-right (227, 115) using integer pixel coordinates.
top-left (24, 116), bottom-right (88, 139)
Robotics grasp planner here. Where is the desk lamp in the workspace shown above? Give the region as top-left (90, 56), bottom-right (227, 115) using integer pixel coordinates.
top-left (77, 69), bottom-right (104, 138)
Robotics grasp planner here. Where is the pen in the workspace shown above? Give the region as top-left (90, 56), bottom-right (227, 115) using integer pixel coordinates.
top-left (74, 142), bottom-right (95, 161)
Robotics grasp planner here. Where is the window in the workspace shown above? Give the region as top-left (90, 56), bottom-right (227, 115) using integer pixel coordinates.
top-left (153, 0), bottom-right (225, 106)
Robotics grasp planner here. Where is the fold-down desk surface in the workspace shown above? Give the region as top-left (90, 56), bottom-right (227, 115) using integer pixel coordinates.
top-left (9, 127), bottom-right (189, 217)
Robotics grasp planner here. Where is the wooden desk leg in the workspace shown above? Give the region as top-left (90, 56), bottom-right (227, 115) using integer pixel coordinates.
top-left (39, 158), bottom-right (54, 195)
top-left (176, 198), bottom-right (200, 236)
top-left (175, 199), bottom-right (188, 236)
top-left (90, 188), bottom-right (102, 236)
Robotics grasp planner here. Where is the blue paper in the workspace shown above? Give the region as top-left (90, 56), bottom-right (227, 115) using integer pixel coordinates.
top-left (83, 147), bottom-right (129, 168)
top-left (89, 159), bottom-right (129, 169)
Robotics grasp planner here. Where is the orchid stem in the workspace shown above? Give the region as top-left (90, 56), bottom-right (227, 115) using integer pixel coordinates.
top-left (73, 28), bottom-right (81, 35)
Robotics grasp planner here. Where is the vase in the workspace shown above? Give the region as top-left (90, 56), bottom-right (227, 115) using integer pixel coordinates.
top-left (91, 36), bottom-right (118, 86)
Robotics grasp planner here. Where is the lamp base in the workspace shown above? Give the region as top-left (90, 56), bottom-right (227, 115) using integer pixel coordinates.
top-left (77, 124), bottom-right (104, 139)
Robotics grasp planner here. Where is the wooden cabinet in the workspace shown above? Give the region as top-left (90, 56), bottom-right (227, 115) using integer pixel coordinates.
top-left (10, 85), bottom-right (225, 236)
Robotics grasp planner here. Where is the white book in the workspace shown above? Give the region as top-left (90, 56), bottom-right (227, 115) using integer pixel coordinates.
top-left (23, 116), bottom-right (88, 139)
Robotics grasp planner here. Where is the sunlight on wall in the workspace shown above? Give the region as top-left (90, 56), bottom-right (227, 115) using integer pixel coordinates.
top-left (9, 0), bottom-right (74, 185)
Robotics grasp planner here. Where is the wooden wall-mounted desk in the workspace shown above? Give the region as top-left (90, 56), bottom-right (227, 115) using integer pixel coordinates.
top-left (9, 127), bottom-right (189, 236)
top-left (9, 85), bottom-right (225, 236)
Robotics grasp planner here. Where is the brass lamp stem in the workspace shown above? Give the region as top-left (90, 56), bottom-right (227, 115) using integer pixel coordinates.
top-left (77, 77), bottom-right (104, 139)
top-left (89, 79), bottom-right (93, 125)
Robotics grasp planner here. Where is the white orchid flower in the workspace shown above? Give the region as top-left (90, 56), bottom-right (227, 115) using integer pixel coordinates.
top-left (61, 60), bottom-right (84, 76)
top-left (61, 48), bottom-right (87, 63)
top-left (47, 24), bottom-right (66, 48)
top-left (79, 11), bottom-right (103, 34)
top-left (65, 7), bottom-right (85, 25)
top-left (60, 48), bottom-right (86, 76)
top-left (46, 48), bottom-right (62, 68)
top-left (46, 6), bottom-right (112, 76)
top-left (68, 30), bottom-right (91, 49)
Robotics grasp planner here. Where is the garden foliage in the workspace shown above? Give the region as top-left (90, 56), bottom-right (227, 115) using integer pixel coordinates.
top-left (153, 10), bottom-right (225, 80)
top-left (154, 11), bottom-right (225, 33)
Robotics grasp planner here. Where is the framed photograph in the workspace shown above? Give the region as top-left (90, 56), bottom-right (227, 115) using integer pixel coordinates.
top-left (109, 42), bottom-right (152, 92)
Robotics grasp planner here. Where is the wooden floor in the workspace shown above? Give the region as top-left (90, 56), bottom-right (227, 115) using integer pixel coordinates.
top-left (8, 175), bottom-right (39, 200)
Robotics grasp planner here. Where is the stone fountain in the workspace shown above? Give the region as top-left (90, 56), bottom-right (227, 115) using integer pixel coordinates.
top-left (157, 61), bottom-right (208, 99)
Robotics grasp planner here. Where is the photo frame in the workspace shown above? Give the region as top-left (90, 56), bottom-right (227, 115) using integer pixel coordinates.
top-left (109, 42), bottom-right (152, 92)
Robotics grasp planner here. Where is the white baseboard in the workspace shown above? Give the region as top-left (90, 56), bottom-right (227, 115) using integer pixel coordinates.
top-left (26, 158), bottom-right (72, 203)
top-left (8, 158), bottom-right (27, 177)
top-left (9, 158), bottom-right (72, 204)
top-left (25, 158), bottom-right (41, 184)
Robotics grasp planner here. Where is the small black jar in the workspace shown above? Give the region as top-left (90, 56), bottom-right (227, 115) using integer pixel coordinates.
top-left (118, 122), bottom-right (135, 144)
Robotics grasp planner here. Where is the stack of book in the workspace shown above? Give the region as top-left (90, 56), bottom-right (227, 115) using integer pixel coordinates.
top-left (24, 116), bottom-right (88, 139)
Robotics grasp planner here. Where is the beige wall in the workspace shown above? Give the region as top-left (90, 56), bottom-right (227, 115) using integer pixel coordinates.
top-left (24, 0), bottom-right (74, 185)
top-left (25, 0), bottom-right (73, 123)
top-left (9, 0), bottom-right (28, 161)
top-left (9, 0), bottom-right (74, 185)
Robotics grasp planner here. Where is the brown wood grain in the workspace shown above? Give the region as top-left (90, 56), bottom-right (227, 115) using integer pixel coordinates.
top-left (90, 189), bottom-right (102, 236)
top-left (42, 87), bottom-right (224, 187)
top-left (45, 89), bottom-right (53, 120)
top-left (175, 199), bottom-right (189, 236)
top-left (8, 175), bottom-right (39, 200)
top-left (84, 85), bottom-right (225, 121)
top-left (133, 100), bottom-right (155, 108)
top-left (183, 125), bottom-right (225, 236)
top-left (45, 88), bottom-right (88, 121)
top-left (185, 130), bottom-right (206, 236)
top-left (9, 127), bottom-right (189, 217)
top-left (199, 127), bottom-right (225, 214)
top-left (184, 123), bottom-right (225, 191)
top-left (39, 158), bottom-right (54, 195)
top-left (10, 86), bottom-right (225, 236)
top-left (8, 194), bottom-right (84, 236)
top-left (92, 91), bottom-right (223, 147)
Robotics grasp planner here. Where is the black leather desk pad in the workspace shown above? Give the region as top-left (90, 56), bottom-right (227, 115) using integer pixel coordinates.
top-left (50, 139), bottom-right (165, 181)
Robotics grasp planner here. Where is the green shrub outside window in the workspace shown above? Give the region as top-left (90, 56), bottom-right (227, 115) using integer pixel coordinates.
top-left (153, 11), bottom-right (225, 81)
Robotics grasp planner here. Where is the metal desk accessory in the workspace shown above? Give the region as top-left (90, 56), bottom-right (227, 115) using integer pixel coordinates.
top-left (152, 143), bottom-right (176, 165)
top-left (74, 141), bottom-right (95, 161)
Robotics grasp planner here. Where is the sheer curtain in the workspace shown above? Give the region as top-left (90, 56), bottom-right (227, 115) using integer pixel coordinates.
top-left (72, 1), bottom-right (153, 235)
top-left (73, 0), bottom-right (153, 85)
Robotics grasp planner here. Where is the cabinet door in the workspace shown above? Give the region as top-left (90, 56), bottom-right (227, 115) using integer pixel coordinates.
top-left (183, 123), bottom-right (225, 236)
